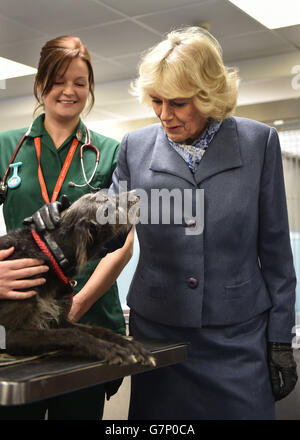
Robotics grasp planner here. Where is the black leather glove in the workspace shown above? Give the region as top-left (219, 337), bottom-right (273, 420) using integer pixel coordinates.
top-left (23, 195), bottom-right (71, 233)
top-left (268, 342), bottom-right (298, 401)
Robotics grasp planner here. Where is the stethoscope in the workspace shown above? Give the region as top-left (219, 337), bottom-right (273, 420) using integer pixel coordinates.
top-left (0, 124), bottom-right (100, 205)
top-left (68, 127), bottom-right (100, 190)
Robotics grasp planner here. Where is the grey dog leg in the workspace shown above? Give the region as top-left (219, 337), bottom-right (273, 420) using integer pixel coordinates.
top-left (6, 328), bottom-right (138, 365)
top-left (63, 321), bottom-right (156, 366)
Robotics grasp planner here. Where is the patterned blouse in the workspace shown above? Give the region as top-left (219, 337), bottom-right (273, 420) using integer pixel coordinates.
top-left (166, 119), bottom-right (222, 173)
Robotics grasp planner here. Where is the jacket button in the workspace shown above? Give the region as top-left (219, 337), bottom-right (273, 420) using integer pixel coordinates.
top-left (185, 219), bottom-right (196, 228)
top-left (187, 277), bottom-right (198, 288)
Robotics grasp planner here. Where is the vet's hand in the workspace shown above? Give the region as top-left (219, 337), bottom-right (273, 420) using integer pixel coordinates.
top-left (23, 194), bottom-right (71, 233)
top-left (0, 247), bottom-right (49, 299)
top-left (268, 342), bottom-right (298, 401)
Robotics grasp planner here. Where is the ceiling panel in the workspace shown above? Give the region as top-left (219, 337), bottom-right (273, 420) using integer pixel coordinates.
top-left (276, 25), bottom-right (300, 48)
top-left (92, 57), bottom-right (133, 83)
top-left (110, 53), bottom-right (141, 80)
top-left (112, 52), bottom-right (141, 67)
top-left (75, 20), bottom-right (161, 58)
top-left (137, 0), bottom-right (265, 39)
top-left (0, 15), bottom-right (44, 46)
top-left (100, 0), bottom-right (210, 17)
top-left (221, 30), bottom-right (296, 63)
top-left (0, 0), bottom-right (124, 34)
top-left (0, 37), bottom-right (49, 66)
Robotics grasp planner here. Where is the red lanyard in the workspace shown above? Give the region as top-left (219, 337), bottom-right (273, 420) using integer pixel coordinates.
top-left (34, 136), bottom-right (79, 203)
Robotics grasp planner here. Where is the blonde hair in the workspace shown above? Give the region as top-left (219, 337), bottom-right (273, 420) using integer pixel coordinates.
top-left (131, 27), bottom-right (239, 121)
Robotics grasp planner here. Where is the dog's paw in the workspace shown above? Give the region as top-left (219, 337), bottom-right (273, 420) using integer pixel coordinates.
top-left (104, 341), bottom-right (156, 367)
top-left (122, 338), bottom-right (156, 367)
top-left (138, 353), bottom-right (156, 367)
top-left (104, 347), bottom-right (138, 366)
top-left (146, 355), bottom-right (156, 367)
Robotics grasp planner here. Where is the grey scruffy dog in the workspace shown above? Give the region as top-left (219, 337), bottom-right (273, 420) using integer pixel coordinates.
top-left (0, 192), bottom-right (155, 367)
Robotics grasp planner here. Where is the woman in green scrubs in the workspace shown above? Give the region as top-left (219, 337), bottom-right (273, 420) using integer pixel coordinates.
top-left (0, 35), bottom-right (133, 419)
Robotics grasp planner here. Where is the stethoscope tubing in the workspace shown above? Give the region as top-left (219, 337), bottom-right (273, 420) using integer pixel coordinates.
top-left (1, 127), bottom-right (30, 184)
top-left (69, 128), bottom-right (100, 190)
top-left (69, 143), bottom-right (100, 189)
top-left (2, 124), bottom-right (100, 191)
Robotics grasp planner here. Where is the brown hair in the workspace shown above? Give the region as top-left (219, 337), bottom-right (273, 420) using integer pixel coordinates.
top-left (34, 35), bottom-right (95, 116)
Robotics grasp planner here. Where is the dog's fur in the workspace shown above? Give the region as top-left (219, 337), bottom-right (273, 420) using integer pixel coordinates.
top-left (0, 192), bottom-right (155, 366)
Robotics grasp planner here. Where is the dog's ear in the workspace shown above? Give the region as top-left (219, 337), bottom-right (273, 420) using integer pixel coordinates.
top-left (73, 218), bottom-right (97, 271)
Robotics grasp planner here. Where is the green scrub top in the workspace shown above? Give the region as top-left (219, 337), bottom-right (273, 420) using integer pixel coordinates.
top-left (0, 114), bottom-right (125, 334)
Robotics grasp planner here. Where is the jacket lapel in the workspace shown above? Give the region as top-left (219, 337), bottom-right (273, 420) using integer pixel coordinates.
top-left (149, 118), bottom-right (242, 187)
top-left (194, 117), bottom-right (242, 185)
top-left (149, 125), bottom-right (196, 186)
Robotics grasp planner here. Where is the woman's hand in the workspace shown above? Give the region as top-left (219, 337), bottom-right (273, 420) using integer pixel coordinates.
top-left (0, 247), bottom-right (49, 299)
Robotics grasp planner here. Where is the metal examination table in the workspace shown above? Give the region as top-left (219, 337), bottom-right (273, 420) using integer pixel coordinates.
top-left (0, 339), bottom-right (188, 406)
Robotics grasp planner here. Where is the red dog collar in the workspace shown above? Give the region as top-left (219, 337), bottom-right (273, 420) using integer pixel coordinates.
top-left (31, 228), bottom-right (76, 290)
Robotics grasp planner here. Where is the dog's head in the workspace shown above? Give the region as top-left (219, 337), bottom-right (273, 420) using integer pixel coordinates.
top-left (57, 191), bottom-right (139, 271)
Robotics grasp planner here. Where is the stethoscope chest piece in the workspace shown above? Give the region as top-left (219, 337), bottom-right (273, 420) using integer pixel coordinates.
top-left (7, 161), bottom-right (22, 189)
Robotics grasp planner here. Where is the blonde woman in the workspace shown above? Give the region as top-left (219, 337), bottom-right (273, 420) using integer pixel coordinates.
top-left (110, 27), bottom-right (297, 419)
